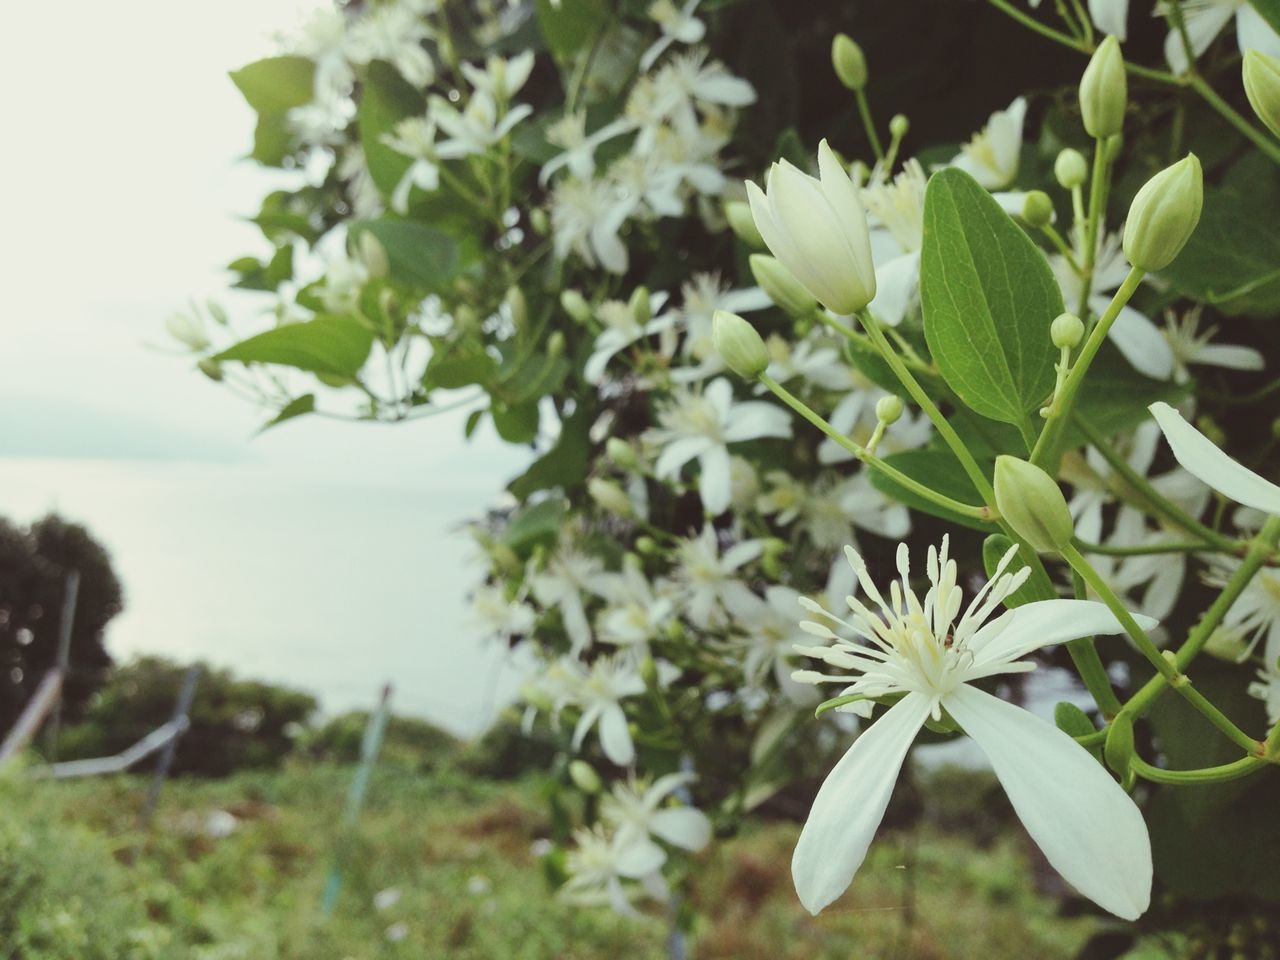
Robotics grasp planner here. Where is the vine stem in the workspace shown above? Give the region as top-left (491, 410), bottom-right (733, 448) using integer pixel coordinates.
top-left (1131, 753), bottom-right (1265, 784)
top-left (855, 89), bottom-right (884, 163)
top-left (1187, 75), bottom-right (1280, 164)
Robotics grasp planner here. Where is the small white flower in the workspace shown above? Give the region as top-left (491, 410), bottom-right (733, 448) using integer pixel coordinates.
top-left (760, 333), bottom-right (857, 392)
top-left (790, 537), bottom-right (1154, 919)
top-left (724, 585), bottom-right (822, 702)
top-left (601, 771), bottom-right (712, 857)
top-left (1162, 0), bottom-right (1280, 76)
top-left (531, 545), bottom-right (613, 654)
top-left (595, 558), bottom-right (675, 650)
top-left (818, 385), bottom-right (932, 465)
top-left (382, 116), bottom-right (441, 213)
top-left (460, 50), bottom-right (536, 101)
top-left (671, 525), bottom-right (763, 629)
top-left (556, 655), bottom-right (657, 767)
top-left (585, 293), bottom-right (677, 385)
top-left (1204, 556), bottom-right (1280, 666)
top-left (550, 177), bottom-right (632, 273)
top-left (948, 97), bottom-right (1027, 190)
top-left (647, 378), bottom-right (791, 515)
top-left (863, 159), bottom-right (927, 326)
top-left (472, 582), bottom-right (536, 638)
top-left (1163, 306), bottom-right (1265, 385)
top-left (640, 0), bottom-right (706, 71)
top-left (797, 472), bottom-right (910, 551)
top-left (561, 825), bottom-right (669, 915)
top-left (347, 5), bottom-right (435, 87)
top-left (1248, 661), bottom-right (1280, 725)
top-left (540, 112), bottom-right (636, 185)
top-left (672, 273), bottom-right (772, 382)
top-left (430, 92), bottom-right (532, 159)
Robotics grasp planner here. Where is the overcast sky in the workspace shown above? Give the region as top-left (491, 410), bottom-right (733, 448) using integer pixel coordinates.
top-left (0, 0), bottom-right (531, 735)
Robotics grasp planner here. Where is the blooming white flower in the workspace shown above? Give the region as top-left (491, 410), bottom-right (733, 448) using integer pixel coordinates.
top-left (724, 585), bottom-right (822, 702)
top-left (647, 377), bottom-right (792, 515)
top-left (346, 4), bottom-right (436, 87)
top-left (790, 537), bottom-right (1154, 919)
top-left (595, 558), bottom-right (675, 650)
top-left (640, 0), bottom-right (706, 72)
top-left (472, 582), bottom-right (536, 638)
top-left (382, 116), bottom-right (441, 214)
top-left (1203, 554), bottom-right (1280, 665)
top-left (550, 177), bottom-right (632, 273)
top-left (560, 824), bottom-right (668, 915)
top-left (601, 771), bottom-right (712, 857)
top-left (556, 655), bottom-right (660, 766)
top-left (948, 97), bottom-right (1026, 190)
top-left (1248, 661), bottom-right (1280, 724)
top-left (585, 293), bottom-right (677, 385)
top-left (818, 385), bottom-right (933, 465)
top-left (1162, 0), bottom-right (1280, 76)
top-left (540, 113), bottom-right (636, 185)
top-left (293, 7), bottom-right (356, 103)
top-left (1163, 307), bottom-right (1265, 385)
top-left (747, 141), bottom-right (877, 316)
top-left (651, 49), bottom-right (756, 126)
top-left (760, 333), bottom-right (857, 392)
top-left (1149, 401), bottom-right (1280, 516)
top-left (460, 50), bottom-right (536, 101)
top-left (671, 525), bottom-right (763, 628)
top-left (863, 158), bottom-right (927, 326)
top-left (430, 92), bottom-right (532, 159)
top-left (1052, 228), bottom-right (1175, 379)
top-left (531, 545), bottom-right (612, 654)
top-left (672, 273), bottom-right (772, 382)
top-left (798, 472), bottom-right (911, 551)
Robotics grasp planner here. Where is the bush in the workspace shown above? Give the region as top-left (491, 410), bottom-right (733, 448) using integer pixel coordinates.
top-left (302, 710), bottom-right (460, 770)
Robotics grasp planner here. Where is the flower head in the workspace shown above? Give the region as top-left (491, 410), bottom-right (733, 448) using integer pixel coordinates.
top-left (789, 537), bottom-right (1154, 920)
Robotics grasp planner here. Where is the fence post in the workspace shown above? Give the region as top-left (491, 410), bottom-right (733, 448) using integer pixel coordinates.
top-left (0, 671), bottom-right (65, 769)
top-left (141, 664), bottom-right (203, 827)
top-left (320, 683), bottom-right (393, 917)
top-left (43, 569), bottom-right (81, 763)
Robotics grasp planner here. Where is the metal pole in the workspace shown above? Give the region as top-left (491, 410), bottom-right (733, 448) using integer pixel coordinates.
top-left (43, 569), bottom-right (81, 762)
top-left (0, 670), bottom-right (64, 767)
top-left (321, 683), bottom-right (393, 916)
top-left (141, 664), bottom-right (203, 827)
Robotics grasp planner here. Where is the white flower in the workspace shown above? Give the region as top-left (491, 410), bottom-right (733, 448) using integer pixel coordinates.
top-left (647, 378), bottom-right (792, 515)
top-left (724, 585), bottom-right (821, 702)
top-left (595, 558), bottom-right (675, 650)
top-left (671, 525), bottom-right (763, 628)
top-left (1052, 228), bottom-right (1175, 379)
top-left (863, 159), bottom-right (927, 326)
top-left (798, 472), bottom-right (911, 551)
top-left (1028, 0), bottom-right (1129, 39)
top-left (472, 582), bottom-right (536, 638)
top-left (561, 825), bottom-right (669, 915)
top-left (672, 273), bottom-right (772, 382)
top-left (531, 546), bottom-right (612, 654)
top-left (760, 333), bottom-right (857, 392)
top-left (382, 116), bottom-right (441, 214)
top-left (1248, 661), bottom-right (1280, 724)
top-left (640, 0), bottom-right (706, 72)
top-left (790, 537), bottom-right (1154, 919)
top-left (294, 7), bottom-right (356, 102)
top-left (651, 49), bottom-right (756, 123)
top-left (460, 50), bottom-right (536, 101)
top-left (430, 92), bottom-right (532, 159)
top-left (1163, 307), bottom-right (1265, 385)
top-left (557, 655), bottom-right (655, 766)
top-left (540, 113), bottom-right (636, 185)
top-left (585, 293), bottom-right (677, 385)
top-left (601, 771), bottom-right (712, 857)
top-left (338, 146), bottom-right (384, 220)
top-left (756, 470), bottom-right (807, 525)
top-left (550, 177), bottom-right (632, 273)
top-left (347, 4), bottom-right (436, 87)
top-left (948, 97), bottom-right (1027, 190)
top-left (1149, 401), bottom-right (1280, 516)
top-left (747, 141), bottom-right (877, 316)
top-left (1203, 555), bottom-right (1280, 665)
top-left (1162, 0), bottom-right (1280, 76)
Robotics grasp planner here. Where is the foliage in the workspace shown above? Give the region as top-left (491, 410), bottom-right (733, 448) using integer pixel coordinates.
top-left (302, 709), bottom-right (460, 769)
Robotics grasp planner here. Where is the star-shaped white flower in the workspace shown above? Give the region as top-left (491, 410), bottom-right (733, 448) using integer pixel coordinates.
top-left (789, 537), bottom-right (1154, 919)
top-left (671, 524), bottom-right (763, 629)
top-left (601, 771), bottom-right (712, 858)
top-left (1162, 0), bottom-right (1280, 76)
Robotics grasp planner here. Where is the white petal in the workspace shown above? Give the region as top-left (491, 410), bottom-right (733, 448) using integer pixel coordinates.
top-left (723, 402), bottom-right (792, 442)
top-left (650, 808), bottom-right (712, 851)
top-left (966, 598), bottom-right (1156, 672)
top-left (868, 249), bottom-right (920, 327)
top-left (655, 435), bottom-right (712, 479)
top-left (1089, 0), bottom-right (1128, 40)
top-left (1102, 299), bottom-right (1175, 380)
top-left (599, 703), bottom-right (635, 766)
top-left (615, 837), bottom-right (667, 877)
top-left (1149, 401), bottom-right (1280, 515)
top-left (698, 445), bottom-right (733, 515)
top-left (942, 685), bottom-right (1151, 920)
top-left (1164, 2), bottom-right (1234, 73)
top-left (1191, 343), bottom-right (1265, 371)
top-left (791, 691), bottom-right (930, 915)
top-left (1237, 5), bottom-right (1280, 59)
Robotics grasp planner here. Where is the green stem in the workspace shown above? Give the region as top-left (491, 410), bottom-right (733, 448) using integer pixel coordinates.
top-left (758, 373), bottom-right (993, 522)
top-left (1068, 569), bottom-right (1124, 717)
top-left (1081, 137), bottom-right (1109, 293)
top-left (1031, 266), bottom-right (1145, 471)
top-left (855, 90), bottom-right (885, 163)
top-left (1073, 538), bottom-right (1221, 558)
top-left (1074, 416), bottom-right (1242, 553)
top-left (1187, 75), bottom-right (1280, 165)
top-left (1041, 223), bottom-right (1083, 274)
top-left (1131, 754), bottom-right (1265, 785)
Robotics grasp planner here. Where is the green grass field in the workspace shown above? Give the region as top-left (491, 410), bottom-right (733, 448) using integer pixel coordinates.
top-left (1, 761), bottom-right (1166, 959)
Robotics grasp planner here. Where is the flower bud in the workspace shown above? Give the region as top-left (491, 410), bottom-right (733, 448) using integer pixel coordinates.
top-left (628, 286), bottom-right (651, 327)
top-left (357, 230), bottom-right (389, 278)
top-left (1243, 50), bottom-right (1280, 139)
top-left (889, 114), bottom-right (909, 140)
top-left (529, 207), bottom-right (549, 234)
top-left (1080, 35), bottom-right (1127, 138)
top-left (167, 313), bottom-right (210, 351)
top-left (197, 358), bottom-right (223, 382)
top-left (746, 140), bottom-right (877, 316)
top-left (639, 656), bottom-right (660, 689)
top-left (749, 254), bottom-right (818, 318)
top-left (1054, 148), bottom-right (1088, 189)
top-left (1051, 312), bottom-right (1085, 349)
top-left (712, 310), bottom-right (770, 379)
top-left (587, 478), bottom-right (633, 516)
top-left (605, 437), bottom-right (638, 470)
top-left (831, 34), bottom-right (867, 91)
top-left (994, 456), bottom-right (1075, 553)
top-left (1122, 154), bottom-right (1203, 272)
top-left (875, 394), bottom-right (904, 425)
top-left (560, 289), bottom-right (592, 323)
top-left (568, 759), bottom-right (602, 794)
top-left (724, 200), bottom-right (765, 248)
top-left (635, 536), bottom-right (658, 555)
top-left (1021, 190), bottom-right (1055, 227)
top-left (505, 285), bottom-right (528, 330)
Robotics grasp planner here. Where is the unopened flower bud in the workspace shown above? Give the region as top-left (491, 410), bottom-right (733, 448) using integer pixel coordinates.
top-left (749, 254), bottom-right (818, 318)
top-left (491, 544), bottom-right (521, 574)
top-left (831, 34), bottom-right (867, 91)
top-left (206, 300), bottom-right (229, 326)
top-left (546, 331), bottom-right (565, 358)
top-left (746, 140), bottom-right (877, 315)
top-left (529, 207), bottom-right (549, 234)
top-left (167, 313), bottom-right (210, 351)
top-left (628, 286), bottom-right (651, 326)
top-left (357, 230), bottom-right (389, 278)
top-left (875, 395), bottom-right (904, 424)
top-left (725, 200), bottom-right (765, 248)
top-left (568, 760), bottom-right (601, 794)
top-left (1051, 312), bottom-right (1085, 349)
top-left (197, 358), bottom-right (223, 382)
top-left (994, 456), bottom-right (1075, 553)
top-left (560, 289), bottom-right (592, 323)
top-left (760, 537), bottom-right (787, 579)
top-left (639, 656), bottom-right (660, 689)
top-left (1054, 148), bottom-right (1088, 189)
top-left (1021, 190), bottom-right (1054, 227)
top-left (889, 114), bottom-right (909, 140)
top-left (605, 437), bottom-right (638, 470)
top-left (1080, 35), bottom-right (1127, 138)
top-left (588, 478), bottom-right (633, 516)
top-left (1104, 133), bottom-right (1123, 162)
top-left (635, 536), bottom-right (658, 555)
top-left (505, 285), bottom-right (528, 330)
top-left (1122, 154), bottom-right (1203, 271)
top-left (1243, 50), bottom-right (1280, 139)
top-left (712, 310), bottom-right (769, 379)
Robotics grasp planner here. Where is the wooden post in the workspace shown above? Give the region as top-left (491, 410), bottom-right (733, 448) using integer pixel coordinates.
top-left (43, 569), bottom-right (81, 763)
top-left (320, 683), bottom-right (393, 916)
top-left (141, 665), bottom-right (202, 828)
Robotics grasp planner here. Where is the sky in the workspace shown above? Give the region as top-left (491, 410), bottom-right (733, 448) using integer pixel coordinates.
top-left (0, 0), bottom-right (532, 735)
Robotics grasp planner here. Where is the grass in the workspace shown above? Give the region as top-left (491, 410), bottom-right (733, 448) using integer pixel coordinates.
top-left (0, 761), bottom-right (1120, 959)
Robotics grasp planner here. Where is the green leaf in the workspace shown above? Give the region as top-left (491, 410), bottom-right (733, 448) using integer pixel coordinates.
top-left (920, 168), bottom-right (1061, 425)
top-left (358, 60), bottom-right (425, 199)
top-left (229, 57), bottom-right (316, 114)
top-left (1249, 0), bottom-right (1280, 33)
top-left (259, 394), bottom-right (315, 433)
top-left (214, 315), bottom-right (374, 379)
top-left (1070, 346), bottom-right (1188, 438)
top-left (536, 0), bottom-right (607, 60)
top-left (229, 245), bottom-right (294, 292)
top-left (423, 340), bottom-right (497, 391)
top-left (508, 404), bottom-right (591, 499)
top-left (492, 400), bottom-right (540, 443)
top-left (350, 219), bottom-right (459, 292)
top-left (504, 498), bottom-right (566, 552)
top-left (868, 449), bottom-right (994, 532)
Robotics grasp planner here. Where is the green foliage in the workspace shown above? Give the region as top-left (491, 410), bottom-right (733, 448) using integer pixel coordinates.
top-left (229, 57), bottom-right (316, 167)
top-left (303, 711), bottom-right (460, 770)
top-left (921, 168), bottom-right (1062, 427)
top-left (59, 657), bottom-right (317, 777)
top-left (214, 315), bottom-right (375, 380)
top-left (869, 449), bottom-right (994, 531)
top-left (358, 60), bottom-right (425, 199)
top-left (350, 220), bottom-right (460, 293)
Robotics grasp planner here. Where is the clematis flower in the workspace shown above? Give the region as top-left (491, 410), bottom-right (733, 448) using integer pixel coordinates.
top-left (382, 116), bottom-right (441, 214)
top-left (595, 557), bottom-right (676, 650)
top-left (1248, 661), bottom-right (1280, 724)
top-left (584, 292), bottom-right (677, 385)
top-left (1162, 307), bottom-right (1265, 385)
top-left (746, 141), bottom-right (878, 316)
top-left (647, 378), bottom-right (792, 515)
top-left (724, 585), bottom-right (823, 703)
top-left (1162, 0), bottom-right (1280, 76)
top-left (1203, 554), bottom-right (1280, 664)
top-left (531, 544), bottom-right (613, 654)
top-left (429, 92), bottom-right (532, 159)
top-left (539, 112), bottom-right (637, 185)
top-left (948, 97), bottom-right (1027, 190)
top-left (671, 524), bottom-right (763, 628)
top-left (561, 824), bottom-right (669, 915)
top-left (601, 771), bottom-right (712, 857)
top-left (790, 537), bottom-right (1154, 919)
top-left (556, 654), bottom-right (676, 766)
top-left (640, 0), bottom-right (706, 71)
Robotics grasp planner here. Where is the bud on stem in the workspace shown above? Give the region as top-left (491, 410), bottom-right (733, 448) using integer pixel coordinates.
top-left (1122, 154), bottom-right (1203, 272)
top-left (712, 310), bottom-right (770, 379)
top-left (994, 456), bottom-right (1075, 553)
top-left (1080, 36), bottom-right (1127, 139)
